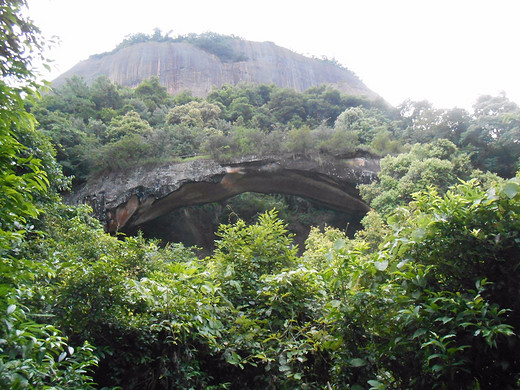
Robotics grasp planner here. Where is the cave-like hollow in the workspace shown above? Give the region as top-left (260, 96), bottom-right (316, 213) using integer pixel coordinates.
top-left (124, 191), bottom-right (366, 256)
top-left (107, 167), bottom-right (370, 230)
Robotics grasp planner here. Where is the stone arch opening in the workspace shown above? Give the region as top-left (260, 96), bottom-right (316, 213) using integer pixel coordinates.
top-left (68, 155), bottom-right (378, 254)
top-left (107, 167), bottom-right (370, 234)
top-left (125, 191), bottom-right (365, 256)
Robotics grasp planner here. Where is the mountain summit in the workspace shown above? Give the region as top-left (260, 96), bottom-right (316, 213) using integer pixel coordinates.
top-left (53, 34), bottom-right (380, 99)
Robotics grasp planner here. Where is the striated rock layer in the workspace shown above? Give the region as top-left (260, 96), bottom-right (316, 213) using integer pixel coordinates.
top-left (53, 40), bottom-right (379, 98)
top-left (67, 154), bottom-right (379, 234)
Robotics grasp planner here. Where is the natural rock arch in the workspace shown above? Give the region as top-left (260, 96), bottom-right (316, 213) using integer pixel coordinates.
top-left (68, 154), bottom-right (379, 234)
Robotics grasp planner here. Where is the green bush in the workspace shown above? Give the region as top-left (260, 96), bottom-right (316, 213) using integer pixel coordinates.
top-left (325, 176), bottom-right (520, 389)
top-left (209, 210), bottom-right (331, 388)
top-left (0, 1), bottom-right (98, 386)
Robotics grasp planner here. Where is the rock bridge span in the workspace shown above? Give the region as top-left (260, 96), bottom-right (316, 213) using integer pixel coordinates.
top-left (68, 154), bottom-right (379, 234)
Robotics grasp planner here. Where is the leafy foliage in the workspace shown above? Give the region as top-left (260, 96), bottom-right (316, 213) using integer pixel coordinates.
top-left (314, 176), bottom-right (520, 389)
top-left (37, 67), bottom-right (520, 189)
top-left (92, 30), bottom-right (248, 63)
top-left (359, 139), bottom-right (477, 217)
top-left (462, 94), bottom-right (520, 177)
top-left (183, 32), bottom-right (248, 62)
top-left (17, 174), bottom-right (520, 389)
top-left (33, 77), bottom-right (393, 181)
top-left (0, 1), bottom-right (98, 387)
top-left (399, 96), bottom-right (520, 178)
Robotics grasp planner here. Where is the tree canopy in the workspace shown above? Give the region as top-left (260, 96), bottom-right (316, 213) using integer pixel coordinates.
top-left (91, 30), bottom-right (249, 62)
top-left (0, 1), bottom-right (98, 387)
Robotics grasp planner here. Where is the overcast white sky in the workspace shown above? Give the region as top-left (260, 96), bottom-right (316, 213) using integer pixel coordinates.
top-left (27, 0), bottom-right (520, 110)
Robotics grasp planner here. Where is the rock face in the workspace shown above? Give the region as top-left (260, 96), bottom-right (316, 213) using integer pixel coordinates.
top-left (53, 39), bottom-right (379, 99)
top-left (67, 154), bottom-right (379, 234)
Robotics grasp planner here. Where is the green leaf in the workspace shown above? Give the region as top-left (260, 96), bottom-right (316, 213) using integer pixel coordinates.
top-left (432, 364), bottom-right (444, 372)
top-left (374, 260), bottom-right (388, 271)
top-left (333, 238), bottom-right (346, 250)
top-left (349, 358), bottom-right (367, 367)
top-left (411, 227), bottom-right (426, 241)
top-left (325, 251), bottom-right (333, 262)
top-left (412, 328), bottom-right (427, 339)
top-left (227, 351), bottom-right (242, 365)
top-left (7, 304), bottom-right (16, 315)
top-left (279, 364), bottom-right (291, 372)
top-left (501, 182), bottom-right (519, 199)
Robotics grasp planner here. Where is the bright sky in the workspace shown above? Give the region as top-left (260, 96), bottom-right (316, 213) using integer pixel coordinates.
top-left (27, 0), bottom-right (520, 110)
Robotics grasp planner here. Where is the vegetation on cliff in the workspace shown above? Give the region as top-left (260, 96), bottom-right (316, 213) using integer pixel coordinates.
top-left (91, 30), bottom-right (248, 62)
top-left (32, 73), bottom-right (520, 187)
top-left (3, 1), bottom-right (520, 388)
top-left (31, 75), bottom-right (391, 184)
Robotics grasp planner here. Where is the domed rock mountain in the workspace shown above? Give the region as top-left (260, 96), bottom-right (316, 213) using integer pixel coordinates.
top-left (53, 33), bottom-right (380, 99)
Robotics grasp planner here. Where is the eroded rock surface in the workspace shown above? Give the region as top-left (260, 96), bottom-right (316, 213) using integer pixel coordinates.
top-left (67, 154), bottom-right (379, 234)
top-left (53, 40), bottom-right (379, 99)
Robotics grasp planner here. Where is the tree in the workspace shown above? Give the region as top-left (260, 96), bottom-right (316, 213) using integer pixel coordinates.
top-left (171, 89), bottom-right (200, 106)
top-left (0, 0), bottom-right (45, 81)
top-left (207, 83), bottom-right (274, 125)
top-left (461, 94), bottom-right (520, 177)
top-left (268, 88), bottom-right (306, 124)
top-left (359, 139), bottom-right (475, 217)
top-left (184, 32), bottom-right (247, 62)
top-left (228, 96), bottom-right (254, 123)
top-left (212, 210), bottom-right (297, 306)
top-left (316, 126), bottom-right (359, 155)
top-left (0, 1), bottom-right (98, 387)
top-left (166, 100), bottom-right (221, 128)
top-left (40, 112), bottom-right (94, 181)
top-left (370, 128), bottom-right (402, 155)
top-left (210, 211), bottom-right (330, 387)
top-left (321, 176), bottom-right (520, 389)
top-left (334, 106), bottom-right (395, 147)
top-left (286, 126), bottom-right (314, 155)
top-left (135, 76), bottom-right (170, 111)
top-left (57, 75), bottom-right (96, 121)
top-left (106, 110), bottom-right (153, 141)
top-left (304, 85), bottom-right (345, 126)
top-left (398, 99), bottom-right (471, 147)
top-left (89, 74), bottom-right (122, 111)
top-left (334, 106), bottom-right (364, 130)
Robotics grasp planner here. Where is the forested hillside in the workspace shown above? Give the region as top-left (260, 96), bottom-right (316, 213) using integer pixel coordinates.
top-left (32, 73), bottom-right (520, 184)
top-left (2, 1), bottom-right (520, 389)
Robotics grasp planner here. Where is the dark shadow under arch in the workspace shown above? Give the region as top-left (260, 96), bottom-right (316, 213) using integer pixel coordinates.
top-left (106, 168), bottom-right (371, 234)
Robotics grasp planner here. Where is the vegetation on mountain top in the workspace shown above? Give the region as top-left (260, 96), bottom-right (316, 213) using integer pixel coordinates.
top-left (91, 30), bottom-right (248, 62)
top-left (30, 75), bottom-right (391, 182)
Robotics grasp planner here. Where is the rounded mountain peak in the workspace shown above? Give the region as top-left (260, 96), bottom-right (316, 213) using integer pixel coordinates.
top-left (53, 35), bottom-right (379, 99)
